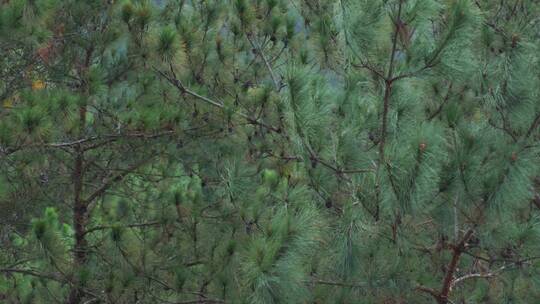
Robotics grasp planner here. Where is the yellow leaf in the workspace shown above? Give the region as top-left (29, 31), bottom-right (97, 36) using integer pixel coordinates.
top-left (32, 80), bottom-right (46, 90)
top-left (2, 98), bottom-right (13, 108)
top-left (472, 108), bottom-right (482, 122)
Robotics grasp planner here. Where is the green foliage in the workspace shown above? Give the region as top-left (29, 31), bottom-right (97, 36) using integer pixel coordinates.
top-left (1, 0), bottom-right (540, 303)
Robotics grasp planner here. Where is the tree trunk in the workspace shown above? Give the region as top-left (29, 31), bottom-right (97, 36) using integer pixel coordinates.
top-left (67, 106), bottom-right (88, 304)
top-left (67, 45), bottom-right (94, 304)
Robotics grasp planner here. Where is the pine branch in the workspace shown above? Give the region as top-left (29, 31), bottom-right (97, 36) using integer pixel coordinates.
top-left (171, 299), bottom-right (225, 304)
top-left (268, 150), bottom-right (373, 176)
top-left (416, 285), bottom-right (440, 299)
top-left (1, 131), bottom-right (177, 155)
top-left (0, 268), bottom-right (65, 283)
top-left (390, 63), bottom-right (435, 82)
top-left (428, 83), bottom-right (453, 121)
top-left (415, 228), bottom-right (475, 304)
top-left (158, 65), bottom-right (374, 181)
top-left (386, 0), bottom-right (404, 81)
top-left (153, 65), bottom-right (282, 134)
top-left (246, 33), bottom-right (280, 91)
top-left (487, 118), bottom-right (517, 142)
top-left (339, 0), bottom-right (387, 81)
top-left (450, 270), bottom-right (498, 288)
top-left (525, 111), bottom-right (540, 138)
top-left (451, 258), bottom-right (536, 291)
top-left (389, 0), bottom-right (473, 83)
top-left (494, 104), bottom-right (518, 142)
top-left (462, 250), bottom-right (540, 265)
top-left (83, 221), bottom-right (161, 236)
top-left (439, 228), bottom-right (475, 303)
top-left (310, 154), bottom-right (372, 178)
top-left (532, 194), bottom-right (540, 210)
top-left (81, 130), bottom-right (177, 151)
top-left (311, 279), bottom-right (365, 288)
top-left (352, 62), bottom-right (387, 81)
top-left (5, 258), bottom-right (39, 269)
top-left (379, 0), bottom-right (404, 163)
top-left (47, 137), bottom-right (98, 147)
top-left (453, 196), bottom-right (459, 241)
top-left (379, 82), bottom-right (393, 163)
top-left (148, 289), bottom-right (225, 304)
top-left (385, 162), bottom-right (401, 201)
top-left (84, 158), bottom-right (152, 205)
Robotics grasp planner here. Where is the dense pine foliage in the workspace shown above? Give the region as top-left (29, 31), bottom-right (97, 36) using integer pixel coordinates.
top-left (1, 0), bottom-right (540, 303)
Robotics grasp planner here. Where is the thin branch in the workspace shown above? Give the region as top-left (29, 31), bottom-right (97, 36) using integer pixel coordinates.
top-left (153, 66), bottom-right (282, 134)
top-left (340, 0), bottom-right (386, 81)
top-left (525, 111), bottom-right (540, 138)
top-left (384, 162), bottom-right (401, 201)
top-left (379, 0), bottom-right (404, 163)
top-left (386, 0), bottom-right (404, 81)
top-left (246, 33), bottom-right (280, 91)
top-left (493, 105), bottom-right (518, 142)
top-left (170, 300), bottom-right (225, 304)
top-left (453, 195), bottom-right (459, 241)
top-left (428, 83), bottom-right (453, 121)
top-left (47, 137), bottom-right (99, 147)
top-left (310, 154), bottom-right (372, 177)
top-left (351, 62), bottom-right (386, 81)
top-left (84, 158), bottom-right (151, 205)
top-left (450, 262), bottom-right (528, 291)
top-left (310, 279), bottom-right (365, 288)
top-left (340, 168), bottom-right (375, 174)
top-left (83, 221), bottom-right (161, 236)
top-left (416, 285), bottom-right (440, 299)
top-left (268, 150), bottom-right (372, 176)
top-left (488, 118), bottom-right (517, 142)
top-left (82, 130), bottom-right (176, 151)
top-left (379, 82), bottom-right (392, 163)
top-left (0, 268), bottom-right (65, 283)
top-left (451, 270), bottom-right (498, 288)
top-left (1, 131), bottom-right (177, 155)
top-left (532, 194), bottom-right (540, 210)
top-left (390, 11), bottom-right (458, 83)
top-left (390, 63), bottom-right (434, 82)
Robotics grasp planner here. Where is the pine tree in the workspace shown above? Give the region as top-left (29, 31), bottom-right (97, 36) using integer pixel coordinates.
top-left (1, 0), bottom-right (540, 303)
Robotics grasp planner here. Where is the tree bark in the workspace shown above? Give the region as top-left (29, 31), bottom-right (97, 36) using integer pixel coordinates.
top-left (68, 46), bottom-right (93, 304)
top-left (67, 105), bottom-right (88, 304)
top-left (437, 229), bottom-right (474, 304)
top-left (416, 228), bottom-right (474, 304)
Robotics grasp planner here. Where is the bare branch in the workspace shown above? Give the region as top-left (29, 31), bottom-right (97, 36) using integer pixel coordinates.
top-left (451, 271), bottom-right (497, 288)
